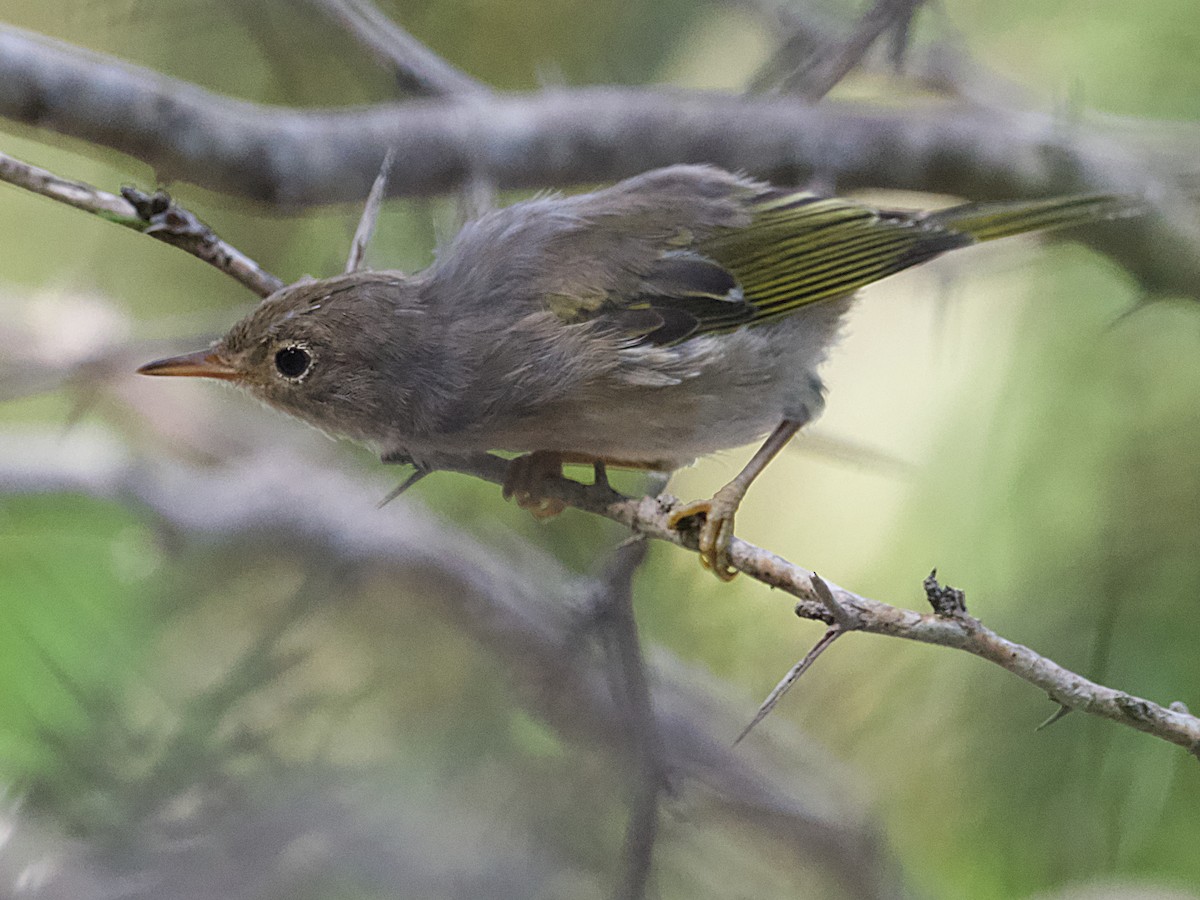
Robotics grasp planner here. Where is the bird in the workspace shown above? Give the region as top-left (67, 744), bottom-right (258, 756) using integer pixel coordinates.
top-left (138, 164), bottom-right (1135, 580)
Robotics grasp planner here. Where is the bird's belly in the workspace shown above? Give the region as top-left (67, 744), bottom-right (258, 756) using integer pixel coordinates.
top-left (486, 306), bottom-right (847, 467)
top-left (389, 299), bottom-right (850, 469)
top-left (509, 392), bottom-right (788, 467)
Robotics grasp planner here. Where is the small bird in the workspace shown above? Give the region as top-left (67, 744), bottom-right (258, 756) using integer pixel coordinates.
top-left (139, 165), bottom-right (1134, 579)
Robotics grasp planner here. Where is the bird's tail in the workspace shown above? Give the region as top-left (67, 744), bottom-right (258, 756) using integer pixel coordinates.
top-left (926, 194), bottom-right (1143, 243)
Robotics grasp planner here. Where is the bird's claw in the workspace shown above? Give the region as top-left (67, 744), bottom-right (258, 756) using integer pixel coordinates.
top-left (668, 488), bottom-right (742, 581)
top-left (502, 452), bottom-right (566, 520)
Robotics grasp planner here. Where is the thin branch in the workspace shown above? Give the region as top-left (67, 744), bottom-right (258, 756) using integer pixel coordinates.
top-left (0, 150), bottom-right (283, 298)
top-left (1, 25), bottom-right (1195, 300)
top-left (414, 451), bottom-right (1200, 760)
top-left (301, 0), bottom-right (490, 96)
top-left (735, 0), bottom-right (832, 93)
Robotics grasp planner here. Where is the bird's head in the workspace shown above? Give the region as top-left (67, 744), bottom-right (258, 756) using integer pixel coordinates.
top-left (138, 273), bottom-right (427, 444)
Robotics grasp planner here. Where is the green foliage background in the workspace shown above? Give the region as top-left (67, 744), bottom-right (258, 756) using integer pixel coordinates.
top-left (1, 1), bottom-right (1198, 897)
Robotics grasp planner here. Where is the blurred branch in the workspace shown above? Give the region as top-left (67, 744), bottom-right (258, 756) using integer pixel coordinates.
top-left (0, 440), bottom-right (895, 900)
top-left (589, 538), bottom-right (665, 900)
top-left (1, 25), bottom-right (1197, 301)
top-left (752, 0), bottom-right (928, 99)
top-left (300, 0), bottom-right (490, 96)
top-left (0, 150), bottom-right (283, 298)
top-left (417, 452), bottom-right (1200, 760)
top-left (735, 0), bottom-right (1033, 107)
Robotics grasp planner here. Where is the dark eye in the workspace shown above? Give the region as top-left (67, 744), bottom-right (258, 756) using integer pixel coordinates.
top-left (274, 345), bottom-right (312, 380)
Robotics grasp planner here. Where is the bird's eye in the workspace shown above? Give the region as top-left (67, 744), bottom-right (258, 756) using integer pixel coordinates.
top-left (274, 345), bottom-right (312, 380)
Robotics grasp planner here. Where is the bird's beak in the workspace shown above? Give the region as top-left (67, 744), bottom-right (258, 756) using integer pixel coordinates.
top-left (137, 349), bottom-right (241, 381)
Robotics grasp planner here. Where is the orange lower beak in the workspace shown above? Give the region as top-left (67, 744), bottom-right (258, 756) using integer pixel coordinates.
top-left (137, 349), bottom-right (240, 381)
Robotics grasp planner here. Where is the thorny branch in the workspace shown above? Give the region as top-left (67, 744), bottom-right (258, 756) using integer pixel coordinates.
top-left (418, 452), bottom-right (1200, 759)
top-left (735, 574), bottom-right (856, 745)
top-left (1, 97), bottom-right (1198, 760)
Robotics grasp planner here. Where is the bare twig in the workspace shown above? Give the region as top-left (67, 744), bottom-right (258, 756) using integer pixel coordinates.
top-left (0, 148), bottom-right (131, 218)
top-left (0, 150), bottom-right (283, 298)
top-left (302, 0), bottom-right (490, 96)
top-left (735, 0), bottom-right (833, 93)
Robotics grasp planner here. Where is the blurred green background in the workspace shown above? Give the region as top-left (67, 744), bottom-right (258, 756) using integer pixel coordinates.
top-left (1, 1), bottom-right (1198, 898)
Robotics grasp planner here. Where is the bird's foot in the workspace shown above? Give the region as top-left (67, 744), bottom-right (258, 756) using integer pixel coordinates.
top-left (667, 482), bottom-right (746, 581)
top-left (502, 451), bottom-right (567, 520)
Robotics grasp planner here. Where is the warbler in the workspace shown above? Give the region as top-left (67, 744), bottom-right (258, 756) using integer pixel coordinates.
top-left (139, 165), bottom-right (1134, 579)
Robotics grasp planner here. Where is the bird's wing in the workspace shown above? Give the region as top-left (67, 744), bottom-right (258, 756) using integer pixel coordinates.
top-left (555, 183), bottom-right (1132, 346)
top-left (700, 191), bottom-right (1134, 333)
top-left (434, 165), bottom-right (1131, 347)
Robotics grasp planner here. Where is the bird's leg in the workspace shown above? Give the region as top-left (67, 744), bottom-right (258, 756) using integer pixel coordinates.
top-left (503, 453), bottom-right (664, 519)
top-left (593, 459), bottom-right (610, 490)
top-left (502, 451), bottom-right (567, 519)
top-left (668, 419), bottom-right (804, 581)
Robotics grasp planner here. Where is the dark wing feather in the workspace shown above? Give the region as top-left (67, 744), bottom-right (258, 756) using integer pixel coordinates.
top-left (588, 193), bottom-right (972, 344)
top-left (696, 195), bottom-right (971, 327)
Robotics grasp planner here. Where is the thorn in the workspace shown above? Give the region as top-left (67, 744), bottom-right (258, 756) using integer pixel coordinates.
top-left (346, 147), bottom-right (397, 274)
top-left (1036, 704), bottom-right (1073, 731)
top-left (377, 466), bottom-right (428, 508)
top-left (734, 626), bottom-right (843, 746)
top-left (810, 572), bottom-right (857, 630)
